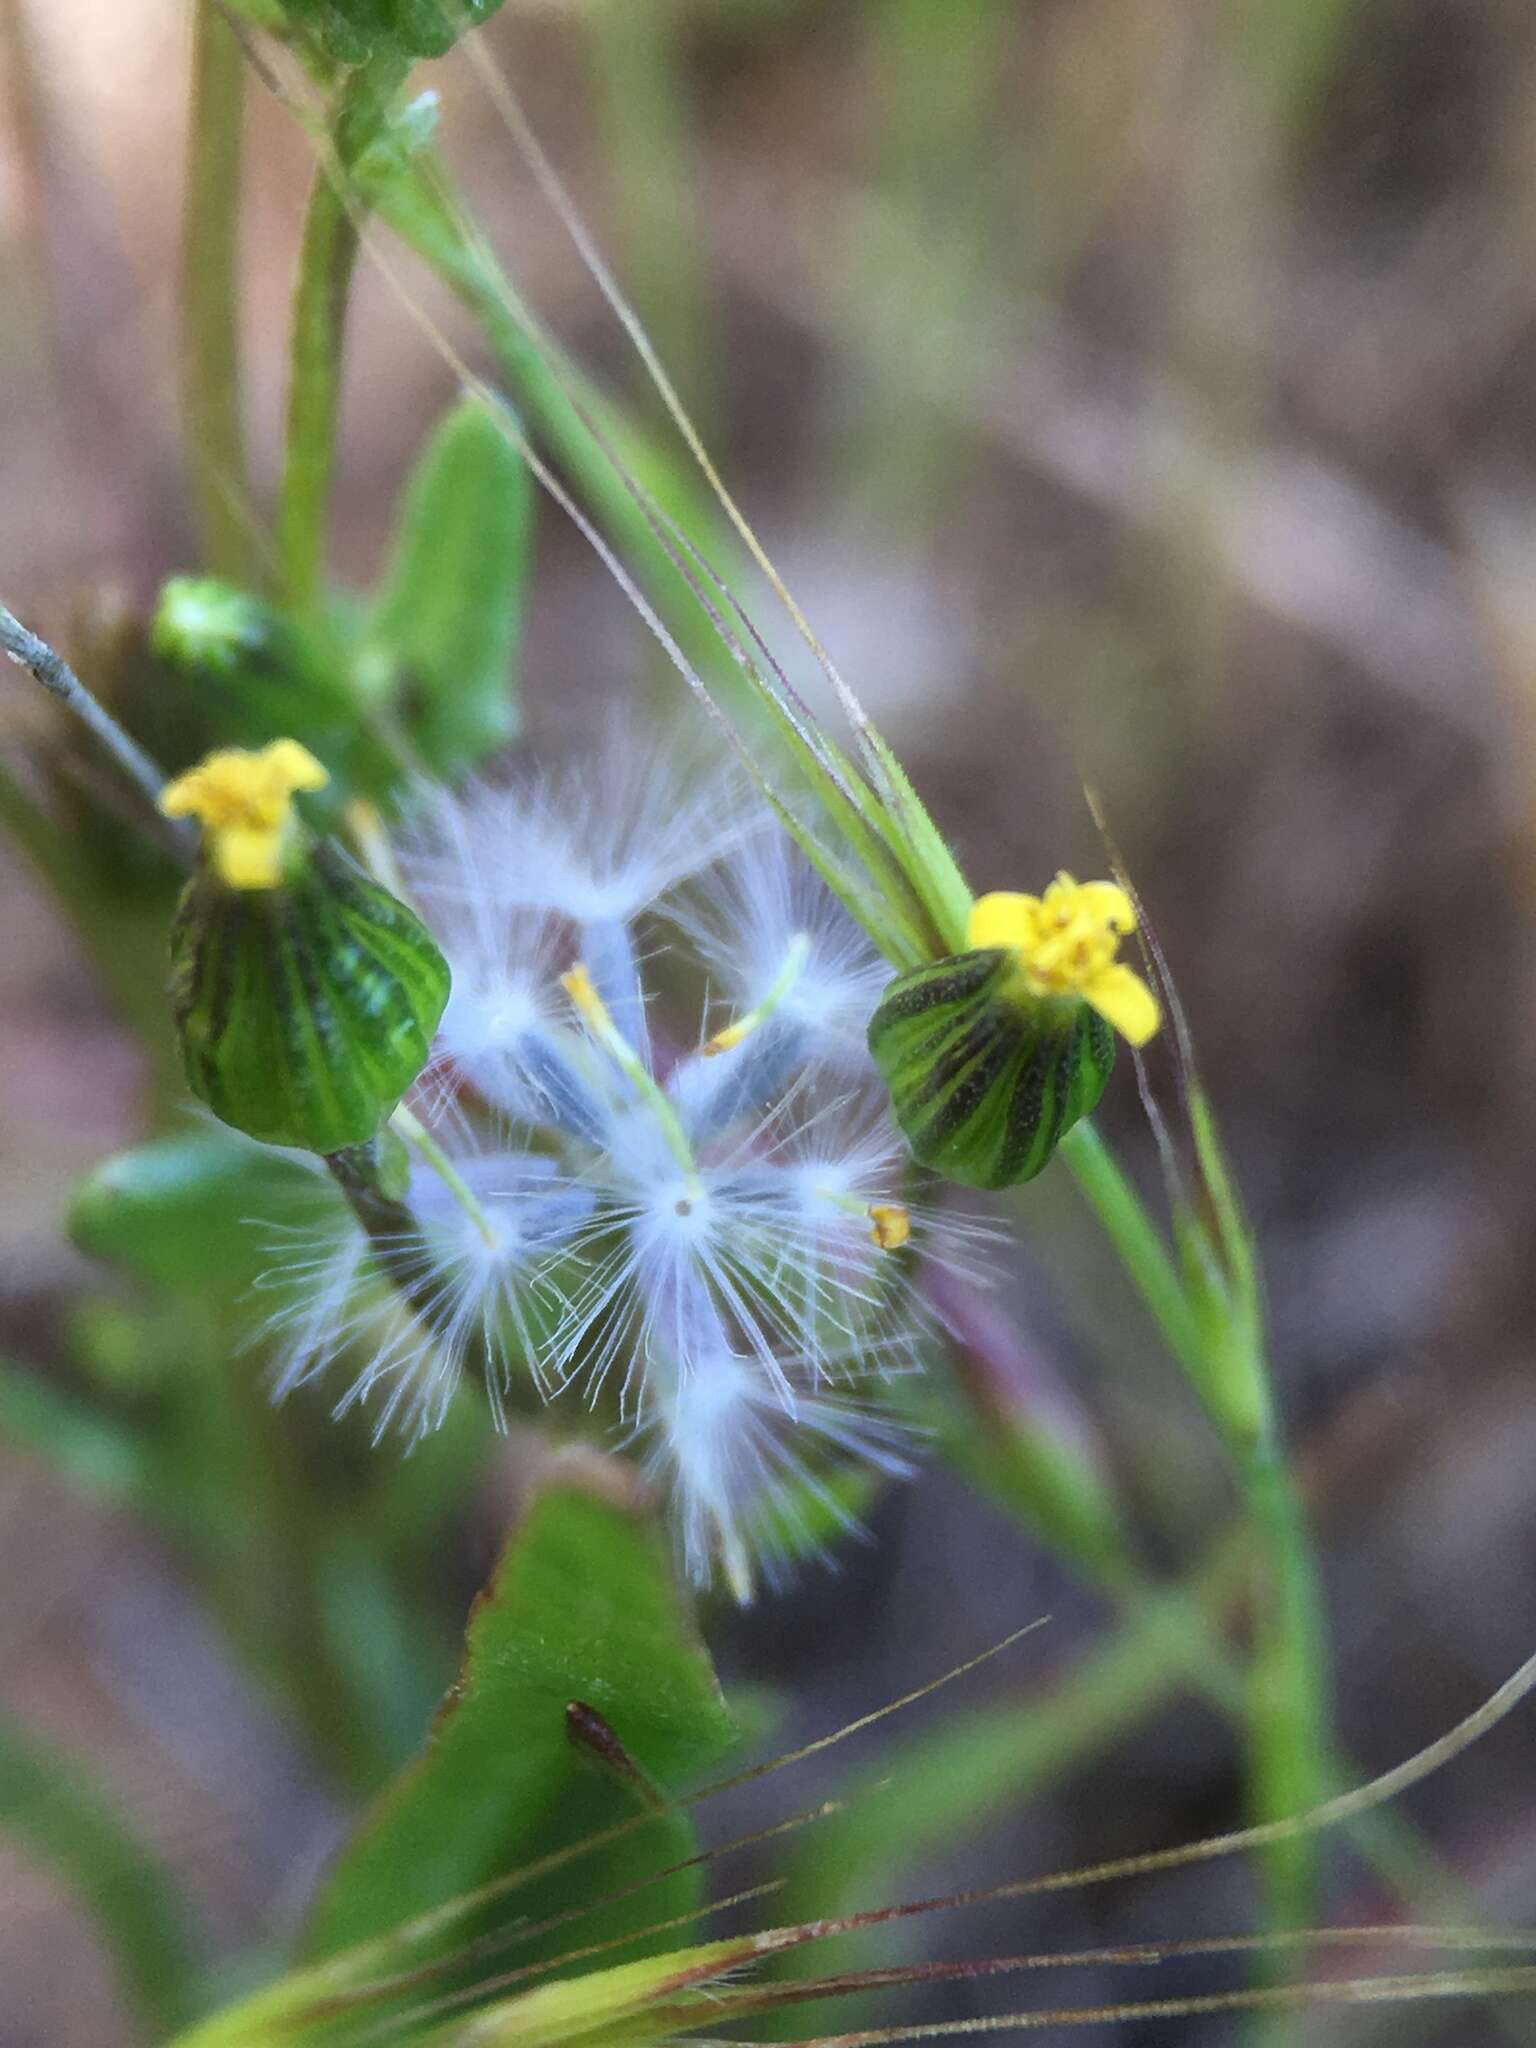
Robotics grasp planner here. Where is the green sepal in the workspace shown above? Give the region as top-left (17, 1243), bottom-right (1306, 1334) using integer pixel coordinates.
top-left (167, 844), bottom-right (450, 1154)
top-left (868, 950), bottom-right (1114, 1189)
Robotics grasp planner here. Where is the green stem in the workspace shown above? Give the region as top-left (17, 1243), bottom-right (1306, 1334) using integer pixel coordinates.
top-left (391, 1103), bottom-right (494, 1249)
top-left (371, 155), bottom-right (735, 688)
top-left (276, 154), bottom-right (359, 614)
top-left (1058, 1117), bottom-right (1205, 1380)
top-left (1239, 1444), bottom-right (1334, 1923)
top-left (226, 1349), bottom-right (373, 1791)
top-left (276, 61), bottom-right (408, 616)
top-left (183, 3), bottom-right (259, 584)
top-left (1059, 1115), bottom-right (1332, 1956)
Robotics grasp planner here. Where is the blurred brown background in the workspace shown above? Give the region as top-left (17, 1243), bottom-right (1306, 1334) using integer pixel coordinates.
top-left (4, 0), bottom-right (1536, 2041)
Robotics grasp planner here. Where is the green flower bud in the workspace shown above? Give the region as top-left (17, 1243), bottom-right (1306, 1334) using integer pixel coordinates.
top-left (152, 578), bottom-right (355, 738)
top-left (868, 950), bottom-right (1114, 1190)
top-left (152, 578), bottom-right (273, 676)
top-left (164, 748), bottom-right (449, 1152)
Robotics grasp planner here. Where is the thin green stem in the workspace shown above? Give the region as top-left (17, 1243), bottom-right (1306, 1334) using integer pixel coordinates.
top-left (1061, 1112), bottom-right (1334, 2001)
top-left (276, 154), bottom-right (359, 614)
top-left (226, 1347), bottom-right (372, 1791)
top-left (371, 154), bottom-right (736, 689)
top-left (1057, 1118), bottom-right (1205, 1379)
top-left (276, 60), bottom-right (408, 616)
top-left (183, 2), bottom-right (259, 584)
top-left (392, 1103), bottom-right (495, 1250)
top-left (0, 1715), bottom-right (198, 2035)
top-left (705, 931), bottom-right (811, 1053)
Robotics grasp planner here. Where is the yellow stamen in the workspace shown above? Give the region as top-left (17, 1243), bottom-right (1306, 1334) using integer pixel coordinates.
top-left (702, 932), bottom-right (812, 1057)
top-left (868, 1203), bottom-right (911, 1251)
top-left (159, 739), bottom-right (328, 890)
top-left (703, 1017), bottom-right (750, 1057)
top-left (966, 872), bottom-right (1160, 1048)
top-left (560, 962), bottom-right (614, 1043)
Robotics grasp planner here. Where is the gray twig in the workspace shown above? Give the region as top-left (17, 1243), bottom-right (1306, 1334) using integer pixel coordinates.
top-left (0, 601), bottom-right (194, 858)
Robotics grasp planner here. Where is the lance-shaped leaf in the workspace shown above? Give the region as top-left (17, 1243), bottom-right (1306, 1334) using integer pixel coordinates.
top-left (367, 398), bottom-right (533, 779)
top-left (0, 1715), bottom-right (197, 2039)
top-left (305, 1471), bottom-right (737, 1984)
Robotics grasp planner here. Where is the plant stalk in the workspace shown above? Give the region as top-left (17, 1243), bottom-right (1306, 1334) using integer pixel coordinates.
top-left (0, 604), bottom-right (186, 845)
top-left (276, 60), bottom-right (408, 616)
top-left (183, 2), bottom-right (259, 584)
top-left (1059, 1116), bottom-right (1332, 1955)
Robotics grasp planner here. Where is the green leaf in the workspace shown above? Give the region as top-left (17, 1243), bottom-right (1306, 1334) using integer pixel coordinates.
top-left (0, 1360), bottom-right (156, 1508)
top-left (0, 1712), bottom-right (198, 2037)
top-left (860, 723), bottom-right (975, 955)
top-left (169, 1919), bottom-right (767, 2048)
top-left (305, 1471), bottom-right (737, 1982)
top-left (368, 398), bottom-right (533, 778)
top-left (69, 1124), bottom-right (327, 1295)
top-left (284, 0), bottom-right (509, 64)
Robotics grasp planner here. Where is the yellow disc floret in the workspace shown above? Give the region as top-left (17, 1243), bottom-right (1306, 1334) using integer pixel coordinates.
top-left (159, 740), bottom-right (329, 890)
top-left (966, 873), bottom-right (1161, 1048)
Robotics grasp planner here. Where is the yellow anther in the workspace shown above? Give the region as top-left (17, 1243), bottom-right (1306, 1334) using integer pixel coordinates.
top-left (868, 1203), bottom-right (911, 1251)
top-left (159, 739), bottom-right (328, 890)
top-left (562, 962), bottom-right (703, 1196)
top-left (702, 1018), bottom-right (750, 1058)
top-left (560, 963), bottom-right (615, 1041)
top-left (700, 933), bottom-right (812, 1060)
top-left (966, 873), bottom-right (1160, 1048)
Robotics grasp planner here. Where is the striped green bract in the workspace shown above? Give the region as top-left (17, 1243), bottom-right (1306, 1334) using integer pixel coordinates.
top-left (168, 845), bottom-right (450, 1154)
top-left (868, 951), bottom-right (1114, 1189)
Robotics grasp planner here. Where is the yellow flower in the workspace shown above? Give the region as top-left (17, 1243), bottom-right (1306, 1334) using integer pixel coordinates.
top-left (159, 740), bottom-right (329, 890)
top-left (966, 873), bottom-right (1160, 1047)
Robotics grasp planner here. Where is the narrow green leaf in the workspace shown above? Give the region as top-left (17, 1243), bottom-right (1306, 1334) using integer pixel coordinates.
top-left (860, 723), bottom-right (975, 956)
top-left (305, 1472), bottom-right (737, 1981)
top-left (0, 1713), bottom-right (198, 2037)
top-left (368, 398), bottom-right (533, 778)
top-left (0, 1360), bottom-right (155, 1508)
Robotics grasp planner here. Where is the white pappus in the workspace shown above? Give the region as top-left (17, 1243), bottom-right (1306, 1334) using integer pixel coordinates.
top-left (261, 743), bottom-right (986, 1600)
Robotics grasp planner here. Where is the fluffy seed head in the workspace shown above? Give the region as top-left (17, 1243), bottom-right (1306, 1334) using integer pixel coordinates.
top-left (260, 741), bottom-right (985, 1596)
